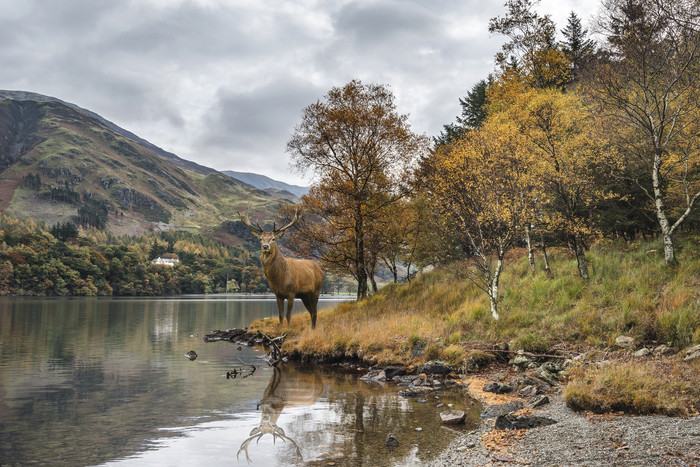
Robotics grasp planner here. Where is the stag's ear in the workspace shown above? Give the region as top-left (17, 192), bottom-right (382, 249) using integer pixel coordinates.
top-left (248, 230), bottom-right (263, 240)
top-left (274, 230), bottom-right (286, 240)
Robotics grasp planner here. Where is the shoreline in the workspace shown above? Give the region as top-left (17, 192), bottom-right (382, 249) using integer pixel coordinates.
top-left (431, 365), bottom-right (700, 466)
top-left (205, 330), bottom-right (700, 467)
top-left (207, 327), bottom-right (700, 466)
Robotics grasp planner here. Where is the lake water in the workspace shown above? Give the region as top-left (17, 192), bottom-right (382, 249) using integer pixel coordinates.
top-left (0, 296), bottom-right (479, 466)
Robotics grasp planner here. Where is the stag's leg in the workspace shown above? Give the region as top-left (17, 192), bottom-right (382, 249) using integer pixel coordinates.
top-left (275, 295), bottom-right (285, 324)
top-left (285, 295), bottom-right (294, 325)
top-left (300, 293), bottom-right (319, 329)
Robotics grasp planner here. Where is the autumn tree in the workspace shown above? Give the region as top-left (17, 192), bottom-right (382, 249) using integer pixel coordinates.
top-left (586, 0), bottom-right (700, 264)
top-left (371, 197), bottom-right (421, 283)
top-left (490, 81), bottom-right (618, 279)
top-left (286, 80), bottom-right (429, 299)
top-left (560, 12), bottom-right (597, 83)
top-left (422, 119), bottom-right (540, 319)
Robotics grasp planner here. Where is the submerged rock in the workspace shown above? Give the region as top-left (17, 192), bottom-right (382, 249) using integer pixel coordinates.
top-left (399, 387), bottom-right (433, 397)
top-left (385, 434), bottom-right (400, 449)
top-left (440, 410), bottom-right (466, 425)
top-left (360, 369), bottom-right (386, 383)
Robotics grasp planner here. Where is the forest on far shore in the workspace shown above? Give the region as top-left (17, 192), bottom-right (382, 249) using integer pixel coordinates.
top-left (0, 213), bottom-right (343, 296)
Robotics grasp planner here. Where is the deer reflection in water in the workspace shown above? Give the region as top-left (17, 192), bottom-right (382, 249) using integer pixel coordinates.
top-left (238, 365), bottom-right (324, 463)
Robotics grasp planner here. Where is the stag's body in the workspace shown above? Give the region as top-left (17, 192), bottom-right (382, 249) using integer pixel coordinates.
top-left (261, 233), bottom-right (323, 328)
top-left (240, 207), bottom-right (323, 329)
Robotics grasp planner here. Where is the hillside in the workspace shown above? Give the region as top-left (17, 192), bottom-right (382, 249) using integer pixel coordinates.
top-left (255, 235), bottom-right (700, 364)
top-left (0, 91), bottom-right (297, 242)
top-left (254, 236), bottom-right (700, 415)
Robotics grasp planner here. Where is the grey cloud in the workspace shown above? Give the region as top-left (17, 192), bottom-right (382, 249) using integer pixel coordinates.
top-left (334, 1), bottom-right (443, 44)
top-left (198, 77), bottom-right (322, 167)
top-left (0, 0), bottom-right (599, 186)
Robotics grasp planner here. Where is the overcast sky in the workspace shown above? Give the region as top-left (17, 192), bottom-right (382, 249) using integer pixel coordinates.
top-left (0, 0), bottom-right (599, 186)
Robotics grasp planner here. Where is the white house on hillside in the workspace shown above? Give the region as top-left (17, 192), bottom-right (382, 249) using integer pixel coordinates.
top-left (152, 257), bottom-right (180, 267)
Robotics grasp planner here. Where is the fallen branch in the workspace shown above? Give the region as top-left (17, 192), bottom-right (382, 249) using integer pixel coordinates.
top-left (260, 333), bottom-right (286, 366)
top-left (480, 348), bottom-right (573, 360)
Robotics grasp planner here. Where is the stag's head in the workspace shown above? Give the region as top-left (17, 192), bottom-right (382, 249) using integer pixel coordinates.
top-left (238, 205), bottom-right (299, 256)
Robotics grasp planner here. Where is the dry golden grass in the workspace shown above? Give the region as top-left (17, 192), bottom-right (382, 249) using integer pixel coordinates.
top-left (255, 236), bottom-right (698, 366)
top-left (251, 236), bottom-right (700, 415)
top-left (563, 358), bottom-right (700, 417)
top-left (252, 297), bottom-right (449, 366)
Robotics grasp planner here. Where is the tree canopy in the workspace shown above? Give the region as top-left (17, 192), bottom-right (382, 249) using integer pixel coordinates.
top-left (287, 80), bottom-right (429, 299)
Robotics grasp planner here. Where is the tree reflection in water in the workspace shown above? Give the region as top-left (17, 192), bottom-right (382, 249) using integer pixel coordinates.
top-left (237, 364), bottom-right (324, 463)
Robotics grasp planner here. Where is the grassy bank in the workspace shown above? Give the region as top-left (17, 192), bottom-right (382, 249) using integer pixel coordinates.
top-left (252, 236), bottom-right (700, 414)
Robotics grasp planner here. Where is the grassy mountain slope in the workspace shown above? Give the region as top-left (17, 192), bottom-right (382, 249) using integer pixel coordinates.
top-left (0, 90), bottom-right (215, 176)
top-left (0, 93), bottom-right (294, 242)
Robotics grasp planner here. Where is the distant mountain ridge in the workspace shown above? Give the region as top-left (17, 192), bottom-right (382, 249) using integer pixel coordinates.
top-left (223, 170), bottom-right (308, 198)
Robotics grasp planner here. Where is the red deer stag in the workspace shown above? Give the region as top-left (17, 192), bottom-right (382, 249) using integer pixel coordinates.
top-left (238, 206), bottom-right (323, 329)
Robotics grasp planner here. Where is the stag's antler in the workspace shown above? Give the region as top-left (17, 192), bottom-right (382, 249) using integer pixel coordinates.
top-left (237, 203), bottom-right (264, 238)
top-left (236, 425), bottom-right (302, 463)
top-left (236, 427), bottom-right (264, 463)
top-left (272, 209), bottom-right (300, 238)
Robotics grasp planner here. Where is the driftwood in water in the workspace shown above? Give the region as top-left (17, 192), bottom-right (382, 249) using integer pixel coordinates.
top-left (203, 328), bottom-right (264, 345)
top-left (204, 328), bottom-right (287, 366)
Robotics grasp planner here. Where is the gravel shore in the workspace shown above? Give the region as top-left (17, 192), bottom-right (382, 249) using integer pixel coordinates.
top-left (430, 392), bottom-right (700, 466)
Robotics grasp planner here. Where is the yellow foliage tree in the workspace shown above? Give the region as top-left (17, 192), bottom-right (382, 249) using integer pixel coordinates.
top-left (489, 84), bottom-right (619, 279)
top-left (424, 118), bottom-right (541, 319)
top-left (489, 0), bottom-right (570, 89)
top-left (586, 0), bottom-right (700, 264)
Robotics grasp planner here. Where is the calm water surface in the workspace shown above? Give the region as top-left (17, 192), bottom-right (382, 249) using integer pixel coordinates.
top-left (0, 296), bottom-right (478, 466)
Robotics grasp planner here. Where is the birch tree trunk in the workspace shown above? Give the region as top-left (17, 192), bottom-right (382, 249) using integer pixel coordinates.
top-left (573, 235), bottom-right (589, 280)
top-left (525, 223), bottom-right (535, 274)
top-left (652, 150), bottom-right (676, 265)
top-left (487, 249), bottom-right (504, 320)
top-left (540, 232), bottom-right (552, 276)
